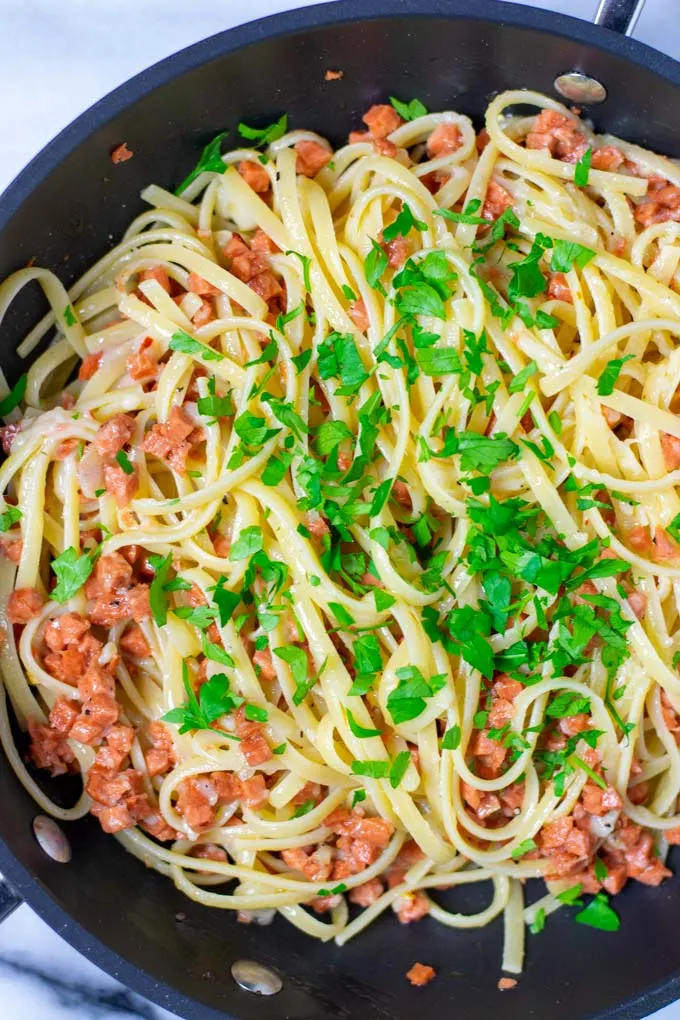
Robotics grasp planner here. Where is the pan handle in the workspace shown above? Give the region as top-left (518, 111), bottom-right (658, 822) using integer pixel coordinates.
top-left (0, 875), bottom-right (22, 924)
top-left (594, 0), bottom-right (646, 35)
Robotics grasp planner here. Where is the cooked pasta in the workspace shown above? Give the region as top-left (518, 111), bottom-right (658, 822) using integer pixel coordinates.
top-left (2, 89), bottom-right (680, 976)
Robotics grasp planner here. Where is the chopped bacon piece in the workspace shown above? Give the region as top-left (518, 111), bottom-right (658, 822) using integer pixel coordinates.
top-left (282, 845), bottom-right (333, 882)
top-left (348, 299), bottom-right (369, 332)
top-left (498, 978), bottom-right (517, 991)
top-left (248, 271), bottom-right (283, 303)
top-left (103, 462), bottom-right (138, 507)
top-left (85, 552), bottom-right (150, 627)
top-left (120, 624), bottom-right (150, 658)
top-left (602, 857), bottom-right (628, 895)
top-left (295, 140), bottom-right (332, 177)
top-left (253, 648), bottom-right (276, 681)
top-left (653, 527), bottom-right (679, 561)
top-left (28, 718), bottom-right (76, 775)
top-left (54, 438), bottom-right (79, 461)
top-left (0, 422), bottom-right (21, 455)
top-left (7, 587), bottom-right (44, 624)
top-left (661, 432), bottom-right (680, 470)
top-left (250, 229), bottom-right (278, 254)
top-left (476, 128), bottom-right (490, 152)
top-left (94, 725), bottom-right (135, 770)
top-left (427, 123), bottom-right (462, 158)
top-left (141, 405), bottom-right (203, 476)
top-left (307, 512), bottom-right (330, 541)
top-left (43, 646), bottom-right (86, 684)
top-left (581, 780), bottom-right (623, 816)
top-left (591, 146), bottom-right (624, 172)
top-left (665, 825), bottom-right (680, 845)
top-left (140, 266), bottom-right (171, 293)
top-left (240, 774), bottom-right (269, 809)
top-left (482, 180), bottom-right (513, 221)
top-left (187, 272), bottom-right (220, 296)
top-left (326, 807), bottom-right (394, 847)
top-left (325, 69), bottom-right (344, 81)
top-left (525, 109), bottom-right (585, 159)
top-left (558, 713), bottom-right (590, 737)
top-left (85, 552), bottom-right (132, 598)
top-left (628, 525), bottom-right (652, 555)
top-left (191, 298), bottom-right (215, 328)
top-left (94, 413), bottom-right (135, 459)
top-left (349, 877), bottom-right (384, 907)
top-left (86, 766), bottom-right (142, 807)
top-left (392, 479), bottom-right (411, 508)
top-left (373, 138), bottom-right (398, 158)
top-left (144, 721), bottom-right (178, 777)
top-left (90, 802), bottom-right (134, 832)
top-left (237, 160), bottom-right (271, 194)
top-left (634, 184), bottom-right (680, 227)
top-left (349, 129), bottom-right (371, 145)
top-left (49, 696), bottom-right (80, 734)
top-left (69, 693), bottom-right (119, 745)
top-left (382, 235), bottom-right (408, 268)
top-left (127, 338), bottom-right (159, 381)
top-left (192, 843), bottom-right (228, 862)
top-left (233, 705), bottom-right (272, 766)
top-left (0, 535), bottom-right (22, 562)
top-left (406, 963), bottom-right (436, 987)
top-left (548, 272), bottom-right (572, 303)
top-left (393, 890), bottom-right (430, 924)
top-left (362, 104), bottom-right (403, 139)
top-left (44, 613), bottom-right (90, 652)
top-left (177, 776), bottom-right (219, 830)
top-left (624, 831), bottom-right (672, 885)
top-left (111, 143), bottom-right (133, 164)
top-left (79, 352), bottom-right (102, 381)
top-left (212, 533), bottom-right (231, 557)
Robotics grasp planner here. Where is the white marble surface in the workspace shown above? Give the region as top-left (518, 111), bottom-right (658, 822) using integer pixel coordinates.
top-left (0, 0), bottom-right (679, 1018)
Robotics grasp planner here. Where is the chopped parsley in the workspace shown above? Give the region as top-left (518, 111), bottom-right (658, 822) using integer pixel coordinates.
top-left (163, 662), bottom-right (243, 734)
top-left (389, 96), bottom-right (428, 121)
top-left (175, 131), bottom-right (229, 194)
top-left (50, 546), bottom-right (94, 603)
top-left (238, 114), bottom-right (288, 147)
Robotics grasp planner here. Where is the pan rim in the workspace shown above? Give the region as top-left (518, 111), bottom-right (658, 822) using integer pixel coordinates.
top-left (1, 2), bottom-right (680, 1018)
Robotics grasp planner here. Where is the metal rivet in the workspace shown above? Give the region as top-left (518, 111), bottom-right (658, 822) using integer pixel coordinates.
top-left (554, 72), bottom-right (608, 105)
top-left (231, 960), bottom-right (283, 996)
top-left (32, 815), bottom-right (71, 863)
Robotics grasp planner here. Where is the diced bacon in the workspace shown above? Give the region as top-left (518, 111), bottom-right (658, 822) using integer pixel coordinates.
top-left (326, 807), bottom-right (394, 847)
top-left (558, 713), bottom-right (590, 737)
top-left (69, 693), bottom-right (119, 745)
top-left (349, 130), bottom-right (371, 145)
top-left (382, 235), bottom-right (408, 268)
top-left (79, 352), bottom-right (102, 380)
top-left (292, 781), bottom-right (323, 807)
top-left (187, 272), bottom-right (220, 296)
top-left (248, 271), bottom-right (283, 303)
top-left (60, 393), bottom-right (76, 411)
top-left (86, 766), bottom-right (142, 807)
top-left (406, 962), bottom-right (436, 987)
top-left (49, 696), bottom-right (80, 734)
top-left (564, 824), bottom-right (595, 859)
top-left (211, 770), bottom-right (243, 804)
top-left (0, 422), bottom-right (21, 454)
top-left (469, 729), bottom-right (507, 775)
top-left (120, 624), bottom-right (150, 658)
top-left (94, 725), bottom-right (135, 770)
top-left (624, 831), bottom-right (672, 886)
top-left (477, 793), bottom-right (502, 820)
top-left (626, 588), bottom-right (647, 620)
top-left (661, 432), bottom-right (680, 470)
top-left (44, 613), bottom-right (90, 652)
top-left (634, 184), bottom-right (680, 227)
top-left (295, 139), bottom-right (332, 177)
top-left (103, 462), bottom-right (138, 507)
top-left (240, 774), bottom-right (269, 809)
top-left (325, 69), bottom-right (343, 81)
top-left (348, 877), bottom-right (384, 907)
top-left (233, 706), bottom-right (272, 766)
top-left (307, 512), bottom-right (330, 540)
top-left (111, 143), bottom-right (133, 164)
top-left (374, 138), bottom-right (397, 158)
top-left (0, 535), bottom-right (22, 562)
top-left (94, 413), bottom-right (135, 459)
top-left (591, 146), bottom-right (624, 172)
top-left (348, 299), bottom-right (368, 332)
top-left (205, 533), bottom-right (228, 561)
top-left (141, 405), bottom-right (198, 476)
top-left (427, 123), bottom-right (462, 158)
top-left (90, 802), bottom-right (134, 833)
top-left (78, 664), bottom-right (115, 704)
top-left (87, 567), bottom-right (150, 627)
top-left (333, 834), bottom-right (380, 880)
top-left (54, 438), bottom-right (79, 461)
top-left (308, 893), bottom-right (343, 914)
top-left (525, 109), bottom-right (586, 159)
top-left (191, 298), bottom-right (215, 328)
top-left (482, 180), bottom-right (513, 221)
top-left (28, 718), bottom-right (76, 775)
top-left (548, 272), bottom-right (572, 303)
top-left (539, 816), bottom-right (574, 851)
top-left (393, 890), bottom-right (430, 924)
top-left (628, 525), bottom-right (652, 555)
top-left (627, 779), bottom-right (649, 805)
top-left (191, 843), bottom-right (228, 862)
top-left (282, 845), bottom-right (333, 882)
top-left (362, 104), bottom-right (403, 139)
top-left (253, 648), bottom-right (276, 681)
top-left (177, 776), bottom-right (218, 830)
top-left (361, 572), bottom-right (384, 589)
top-left (140, 266), bottom-right (171, 293)
top-left (653, 527), bottom-right (679, 561)
top-left (238, 160), bottom-right (271, 194)
top-left (476, 128), bottom-right (490, 152)
top-left (127, 338), bottom-right (159, 381)
top-left (43, 646), bottom-right (85, 684)
top-left (85, 552), bottom-right (132, 597)
top-left (144, 721), bottom-right (178, 777)
top-left (392, 479), bottom-right (412, 509)
top-left (7, 587), bottom-right (44, 624)
top-left (498, 978), bottom-right (518, 991)
top-left (665, 825), bottom-right (680, 845)
top-left (500, 781), bottom-right (525, 815)
top-left (131, 795), bottom-right (177, 839)
top-left (488, 697), bottom-right (515, 728)
top-left (602, 857), bottom-right (628, 894)
top-left (229, 248), bottom-right (269, 282)
top-left (601, 406), bottom-right (631, 430)
top-left (250, 228), bottom-right (278, 254)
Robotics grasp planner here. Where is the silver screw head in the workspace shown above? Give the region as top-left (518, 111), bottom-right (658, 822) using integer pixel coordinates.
top-left (231, 959), bottom-right (283, 996)
top-left (554, 72), bottom-right (608, 105)
top-left (32, 815), bottom-right (72, 863)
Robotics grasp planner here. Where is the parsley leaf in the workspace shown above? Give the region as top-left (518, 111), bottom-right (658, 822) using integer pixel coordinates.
top-left (551, 240), bottom-right (596, 274)
top-left (316, 420), bottom-right (353, 455)
top-left (390, 750), bottom-right (412, 788)
top-left (597, 354), bottom-right (635, 397)
top-left (508, 360), bottom-right (537, 394)
top-left (389, 96), bottom-right (428, 121)
top-left (441, 725), bottom-right (461, 750)
top-left (229, 526), bottom-right (264, 561)
top-left (574, 146), bottom-right (592, 188)
top-left (238, 114), bottom-right (288, 147)
top-left (0, 374), bottom-right (27, 417)
top-left (163, 662), bottom-right (243, 734)
top-left (415, 347), bottom-right (462, 377)
top-left (364, 238), bottom-right (389, 293)
top-left (169, 330), bottom-right (224, 362)
top-left (50, 546), bottom-right (94, 603)
top-left (436, 199), bottom-right (487, 226)
top-left (383, 203), bottom-right (427, 242)
top-left (351, 759), bottom-right (389, 779)
top-left (346, 709), bottom-right (382, 738)
top-left (575, 893), bottom-right (620, 932)
top-left (0, 506), bottom-right (21, 532)
top-left (148, 553), bottom-right (173, 626)
top-left (511, 838), bottom-right (537, 859)
top-left (115, 449), bottom-right (134, 475)
top-left (175, 132), bottom-right (229, 194)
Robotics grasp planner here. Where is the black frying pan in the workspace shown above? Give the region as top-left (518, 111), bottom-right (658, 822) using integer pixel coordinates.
top-left (1, 1), bottom-right (680, 1017)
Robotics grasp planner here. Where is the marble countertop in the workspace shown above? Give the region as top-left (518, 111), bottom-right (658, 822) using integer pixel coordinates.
top-left (0, 1), bottom-right (679, 1018)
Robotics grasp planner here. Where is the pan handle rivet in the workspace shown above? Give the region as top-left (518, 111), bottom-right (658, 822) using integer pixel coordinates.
top-left (32, 815), bottom-right (72, 863)
top-left (554, 71), bottom-right (607, 104)
top-left (231, 959), bottom-right (283, 996)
